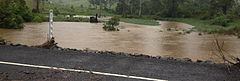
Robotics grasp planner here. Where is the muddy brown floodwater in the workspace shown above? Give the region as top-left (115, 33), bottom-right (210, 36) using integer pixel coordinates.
top-left (0, 21), bottom-right (239, 62)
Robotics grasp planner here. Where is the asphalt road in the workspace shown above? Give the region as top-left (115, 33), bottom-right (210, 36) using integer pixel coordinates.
top-left (0, 45), bottom-right (239, 81)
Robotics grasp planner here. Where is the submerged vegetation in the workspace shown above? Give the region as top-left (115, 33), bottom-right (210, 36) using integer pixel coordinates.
top-left (103, 16), bottom-right (120, 31)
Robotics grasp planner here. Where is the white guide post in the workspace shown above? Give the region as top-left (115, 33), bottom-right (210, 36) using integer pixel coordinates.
top-left (48, 9), bottom-right (54, 41)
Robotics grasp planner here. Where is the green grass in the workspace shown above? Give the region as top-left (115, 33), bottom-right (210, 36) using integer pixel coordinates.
top-left (161, 18), bottom-right (240, 34)
top-left (229, 19), bottom-right (240, 26)
top-left (173, 18), bottom-right (222, 32)
top-left (120, 18), bottom-right (160, 26)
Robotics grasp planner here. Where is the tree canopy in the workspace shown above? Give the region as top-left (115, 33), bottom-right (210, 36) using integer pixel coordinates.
top-left (0, 0), bottom-right (33, 29)
top-left (113, 0), bottom-right (240, 19)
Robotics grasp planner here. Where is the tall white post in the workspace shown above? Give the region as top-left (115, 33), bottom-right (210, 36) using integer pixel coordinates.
top-left (48, 9), bottom-right (54, 41)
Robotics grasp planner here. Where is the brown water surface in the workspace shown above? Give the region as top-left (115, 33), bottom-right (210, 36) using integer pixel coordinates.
top-left (0, 21), bottom-right (239, 62)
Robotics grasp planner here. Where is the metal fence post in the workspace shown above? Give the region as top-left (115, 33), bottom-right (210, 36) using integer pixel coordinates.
top-left (48, 9), bottom-right (53, 41)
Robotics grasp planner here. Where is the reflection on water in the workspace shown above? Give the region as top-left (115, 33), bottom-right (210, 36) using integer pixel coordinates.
top-left (0, 21), bottom-right (239, 62)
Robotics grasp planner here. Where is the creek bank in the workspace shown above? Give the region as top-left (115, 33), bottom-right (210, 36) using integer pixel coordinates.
top-left (159, 18), bottom-right (240, 37)
top-left (0, 39), bottom-right (237, 67)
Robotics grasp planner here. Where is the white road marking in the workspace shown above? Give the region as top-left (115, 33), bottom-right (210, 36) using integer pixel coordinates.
top-left (0, 61), bottom-right (167, 81)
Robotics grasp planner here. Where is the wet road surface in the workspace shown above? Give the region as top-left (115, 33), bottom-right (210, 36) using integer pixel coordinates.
top-left (0, 45), bottom-right (239, 81)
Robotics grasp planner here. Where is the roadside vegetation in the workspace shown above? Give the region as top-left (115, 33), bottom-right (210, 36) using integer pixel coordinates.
top-left (0, 0), bottom-right (45, 29)
top-left (0, 0), bottom-right (31, 29)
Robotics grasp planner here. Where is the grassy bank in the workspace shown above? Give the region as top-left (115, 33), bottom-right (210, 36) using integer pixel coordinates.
top-left (173, 18), bottom-right (222, 33)
top-left (120, 18), bottom-right (160, 26)
top-left (160, 18), bottom-right (240, 34)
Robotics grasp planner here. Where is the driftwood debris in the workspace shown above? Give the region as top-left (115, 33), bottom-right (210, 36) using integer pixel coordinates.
top-left (32, 38), bottom-right (57, 49)
top-left (212, 35), bottom-right (240, 69)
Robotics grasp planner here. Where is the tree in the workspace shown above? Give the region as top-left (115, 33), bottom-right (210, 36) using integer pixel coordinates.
top-left (88, 0), bottom-right (108, 16)
top-left (116, 0), bottom-right (129, 16)
top-left (141, 0), bottom-right (152, 15)
top-left (138, 0), bottom-right (142, 16)
top-left (112, 0), bottom-right (239, 19)
top-left (107, 0), bottom-right (118, 9)
top-left (129, 0), bottom-right (139, 15)
top-left (166, 0), bottom-right (183, 17)
top-left (32, 0), bottom-right (40, 13)
top-left (209, 0), bottom-right (234, 15)
top-left (0, 0), bottom-right (32, 29)
top-left (218, 0), bottom-right (234, 15)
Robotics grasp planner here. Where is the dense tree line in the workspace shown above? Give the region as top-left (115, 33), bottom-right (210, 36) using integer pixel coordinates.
top-left (110, 0), bottom-right (240, 19)
top-left (89, 0), bottom-right (118, 9)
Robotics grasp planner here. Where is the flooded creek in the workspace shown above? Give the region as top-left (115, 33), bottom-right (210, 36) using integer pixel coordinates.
top-left (0, 21), bottom-right (239, 62)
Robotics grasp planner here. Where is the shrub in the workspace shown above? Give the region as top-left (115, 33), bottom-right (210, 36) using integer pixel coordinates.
top-left (227, 24), bottom-right (240, 36)
top-left (33, 16), bottom-right (42, 23)
top-left (200, 12), bottom-right (212, 20)
top-left (103, 16), bottom-right (120, 31)
top-left (0, 11), bottom-right (24, 29)
top-left (103, 24), bottom-right (118, 31)
top-left (23, 13), bottom-right (33, 22)
top-left (107, 16), bottom-right (120, 26)
top-left (32, 13), bottom-right (45, 23)
top-left (211, 15), bottom-right (231, 27)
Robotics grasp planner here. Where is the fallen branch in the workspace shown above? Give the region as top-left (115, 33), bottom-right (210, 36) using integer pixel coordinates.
top-left (212, 35), bottom-right (240, 69)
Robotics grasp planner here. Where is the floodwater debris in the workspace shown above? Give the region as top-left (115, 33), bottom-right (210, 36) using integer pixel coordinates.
top-left (183, 58), bottom-right (192, 62)
top-left (196, 60), bottom-right (203, 63)
top-left (32, 37), bottom-right (57, 49)
top-left (198, 33), bottom-right (202, 36)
